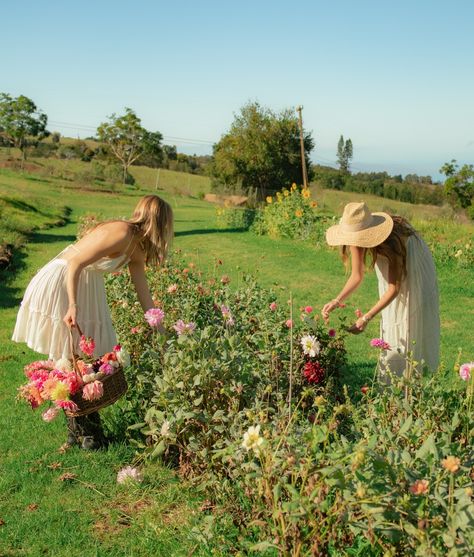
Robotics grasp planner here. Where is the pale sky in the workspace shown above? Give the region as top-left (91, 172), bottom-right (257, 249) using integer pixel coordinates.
top-left (2, 0), bottom-right (473, 180)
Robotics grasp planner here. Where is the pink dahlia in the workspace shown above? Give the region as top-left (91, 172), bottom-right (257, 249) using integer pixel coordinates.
top-left (304, 306), bottom-right (313, 314)
top-left (285, 319), bottom-right (293, 328)
top-left (144, 307), bottom-right (165, 327)
top-left (303, 361), bottom-right (325, 384)
top-left (99, 363), bottom-right (114, 375)
top-left (42, 407), bottom-right (60, 422)
top-left (370, 338), bottom-right (391, 351)
top-left (328, 329), bottom-right (336, 337)
top-left (269, 302), bottom-right (277, 311)
top-left (55, 399), bottom-right (79, 412)
top-left (79, 335), bottom-right (95, 357)
top-left (459, 362), bottom-right (474, 381)
top-left (173, 320), bottom-right (196, 335)
top-left (82, 380), bottom-right (104, 401)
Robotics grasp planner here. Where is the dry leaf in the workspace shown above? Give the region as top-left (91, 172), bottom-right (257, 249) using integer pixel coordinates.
top-left (58, 472), bottom-right (77, 482)
top-left (48, 462), bottom-right (62, 470)
top-left (27, 503), bottom-right (39, 512)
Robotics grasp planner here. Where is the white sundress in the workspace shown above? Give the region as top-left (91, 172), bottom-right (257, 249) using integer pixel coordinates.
top-left (12, 244), bottom-right (132, 361)
top-left (375, 233), bottom-right (440, 378)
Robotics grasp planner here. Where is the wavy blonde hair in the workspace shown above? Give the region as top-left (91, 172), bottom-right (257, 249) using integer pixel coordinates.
top-left (128, 195), bottom-right (174, 266)
top-left (340, 216), bottom-right (415, 283)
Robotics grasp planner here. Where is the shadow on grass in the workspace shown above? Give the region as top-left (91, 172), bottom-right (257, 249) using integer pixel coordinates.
top-left (0, 250), bottom-right (28, 309)
top-left (175, 227), bottom-right (248, 237)
top-left (28, 232), bottom-right (76, 244)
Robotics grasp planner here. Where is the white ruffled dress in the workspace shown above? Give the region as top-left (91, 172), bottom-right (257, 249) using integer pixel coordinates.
top-left (12, 244), bottom-right (130, 361)
top-left (375, 234), bottom-right (440, 377)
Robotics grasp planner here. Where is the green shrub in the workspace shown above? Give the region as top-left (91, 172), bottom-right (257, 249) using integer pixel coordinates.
top-left (215, 206), bottom-right (256, 230)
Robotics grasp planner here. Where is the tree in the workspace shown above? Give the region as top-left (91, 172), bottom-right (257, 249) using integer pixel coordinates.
top-left (337, 135), bottom-right (353, 173)
top-left (0, 93), bottom-right (48, 165)
top-left (97, 108), bottom-right (159, 183)
top-left (139, 130), bottom-right (164, 168)
top-left (210, 101), bottom-right (314, 198)
top-left (440, 159), bottom-right (474, 211)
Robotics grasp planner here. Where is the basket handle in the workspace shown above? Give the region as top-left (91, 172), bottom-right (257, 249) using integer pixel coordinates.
top-left (67, 323), bottom-right (85, 380)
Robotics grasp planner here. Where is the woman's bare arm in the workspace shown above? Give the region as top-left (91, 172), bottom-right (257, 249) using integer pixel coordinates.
top-left (63, 222), bottom-right (132, 327)
top-left (322, 246), bottom-right (365, 321)
top-left (128, 259), bottom-right (167, 335)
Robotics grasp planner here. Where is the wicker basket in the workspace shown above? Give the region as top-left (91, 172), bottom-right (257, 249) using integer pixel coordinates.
top-left (65, 325), bottom-right (128, 417)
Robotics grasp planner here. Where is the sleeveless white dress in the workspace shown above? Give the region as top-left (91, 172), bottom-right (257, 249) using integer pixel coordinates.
top-left (375, 234), bottom-right (440, 378)
top-left (12, 244), bottom-right (131, 361)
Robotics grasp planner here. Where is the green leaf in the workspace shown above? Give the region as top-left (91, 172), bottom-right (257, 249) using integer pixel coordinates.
top-left (398, 414), bottom-right (413, 436)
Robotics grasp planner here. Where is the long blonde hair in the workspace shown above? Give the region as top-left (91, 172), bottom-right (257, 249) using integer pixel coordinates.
top-left (340, 216), bottom-right (415, 282)
top-left (128, 195), bottom-right (174, 266)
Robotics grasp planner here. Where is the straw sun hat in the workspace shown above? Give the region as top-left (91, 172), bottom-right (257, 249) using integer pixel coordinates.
top-left (326, 202), bottom-right (394, 248)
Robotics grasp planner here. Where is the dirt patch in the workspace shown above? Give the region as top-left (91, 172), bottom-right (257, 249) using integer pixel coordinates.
top-left (0, 160), bottom-right (42, 173)
top-left (204, 193), bottom-right (248, 206)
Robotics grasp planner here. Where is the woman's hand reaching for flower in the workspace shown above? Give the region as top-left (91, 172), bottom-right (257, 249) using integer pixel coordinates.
top-left (347, 317), bottom-right (368, 335)
top-left (321, 299), bottom-right (343, 323)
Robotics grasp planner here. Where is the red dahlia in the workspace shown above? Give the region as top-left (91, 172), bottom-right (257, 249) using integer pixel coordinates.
top-left (303, 360), bottom-right (325, 384)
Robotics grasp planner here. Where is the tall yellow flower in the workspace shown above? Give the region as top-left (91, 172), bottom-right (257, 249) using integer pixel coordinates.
top-left (291, 183), bottom-right (297, 191)
top-left (266, 196), bottom-right (273, 204)
top-left (311, 201), bottom-right (318, 208)
top-left (302, 188), bottom-right (311, 199)
top-left (295, 209), bottom-right (303, 218)
top-left (283, 189), bottom-right (289, 197)
top-left (442, 456), bottom-right (461, 473)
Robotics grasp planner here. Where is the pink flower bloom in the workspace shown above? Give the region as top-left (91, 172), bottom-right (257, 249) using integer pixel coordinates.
top-left (55, 399), bottom-right (79, 412)
top-left (304, 306), bottom-right (313, 314)
top-left (355, 308), bottom-right (363, 318)
top-left (269, 302), bottom-right (277, 311)
top-left (173, 320), bottom-right (196, 335)
top-left (370, 338), bottom-right (391, 351)
top-left (167, 284), bottom-right (178, 294)
top-left (220, 305), bottom-right (235, 326)
top-left (82, 380), bottom-right (104, 401)
top-left (79, 335), bottom-right (95, 357)
top-left (130, 326), bottom-right (142, 334)
top-left (459, 362), bottom-right (474, 381)
top-left (117, 466), bottom-right (143, 484)
top-left (285, 319), bottom-right (293, 328)
top-left (144, 307), bottom-right (165, 327)
top-left (328, 329), bottom-right (336, 337)
top-left (99, 363), bottom-right (114, 375)
top-left (113, 344), bottom-right (121, 352)
top-left (42, 407), bottom-right (60, 422)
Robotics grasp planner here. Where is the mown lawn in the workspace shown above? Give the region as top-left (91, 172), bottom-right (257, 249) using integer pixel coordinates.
top-left (0, 167), bottom-right (472, 556)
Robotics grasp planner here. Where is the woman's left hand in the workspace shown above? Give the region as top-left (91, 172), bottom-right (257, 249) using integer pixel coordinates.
top-left (347, 317), bottom-right (367, 335)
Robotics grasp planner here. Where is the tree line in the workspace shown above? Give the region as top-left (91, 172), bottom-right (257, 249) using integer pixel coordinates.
top-left (0, 92), bottom-right (472, 216)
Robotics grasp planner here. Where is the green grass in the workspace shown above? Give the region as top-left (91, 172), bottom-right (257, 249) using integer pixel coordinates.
top-left (0, 166), bottom-right (473, 555)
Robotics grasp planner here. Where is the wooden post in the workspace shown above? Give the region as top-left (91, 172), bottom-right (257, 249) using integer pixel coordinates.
top-left (296, 105), bottom-right (309, 189)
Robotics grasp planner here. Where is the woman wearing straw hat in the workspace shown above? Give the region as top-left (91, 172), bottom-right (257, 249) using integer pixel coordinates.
top-left (321, 201), bottom-right (439, 378)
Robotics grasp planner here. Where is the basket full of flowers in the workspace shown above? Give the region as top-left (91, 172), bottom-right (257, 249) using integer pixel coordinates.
top-left (18, 325), bottom-right (129, 420)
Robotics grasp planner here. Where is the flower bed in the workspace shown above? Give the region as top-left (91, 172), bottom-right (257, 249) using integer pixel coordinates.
top-left (103, 256), bottom-right (473, 556)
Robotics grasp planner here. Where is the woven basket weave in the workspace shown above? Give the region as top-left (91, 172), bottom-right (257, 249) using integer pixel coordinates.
top-left (65, 325), bottom-right (128, 417)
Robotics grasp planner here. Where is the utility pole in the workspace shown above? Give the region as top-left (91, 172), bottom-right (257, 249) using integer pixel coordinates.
top-left (296, 105), bottom-right (308, 189)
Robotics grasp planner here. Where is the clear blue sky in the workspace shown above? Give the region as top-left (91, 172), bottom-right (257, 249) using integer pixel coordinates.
top-left (2, 0), bottom-right (474, 179)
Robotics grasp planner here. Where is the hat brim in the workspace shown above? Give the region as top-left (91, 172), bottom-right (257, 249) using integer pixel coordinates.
top-left (326, 212), bottom-right (394, 248)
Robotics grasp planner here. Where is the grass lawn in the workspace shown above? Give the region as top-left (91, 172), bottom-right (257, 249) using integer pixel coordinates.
top-left (0, 166), bottom-right (473, 555)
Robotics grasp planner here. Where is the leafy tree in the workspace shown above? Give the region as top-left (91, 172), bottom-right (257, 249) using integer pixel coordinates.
top-left (0, 93), bottom-right (48, 165)
top-left (97, 108), bottom-right (160, 183)
top-left (337, 135), bottom-right (353, 173)
top-left (51, 131), bottom-right (61, 144)
top-left (163, 144), bottom-right (178, 161)
top-left (139, 130), bottom-right (164, 168)
top-left (440, 159), bottom-right (474, 211)
top-left (210, 102), bottom-right (314, 198)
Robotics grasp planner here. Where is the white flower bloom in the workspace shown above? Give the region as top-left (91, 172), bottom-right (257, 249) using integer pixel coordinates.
top-left (54, 358), bottom-right (72, 372)
top-left (242, 425), bottom-right (264, 452)
top-left (116, 348), bottom-right (130, 367)
top-left (300, 335), bottom-right (321, 358)
top-left (160, 420), bottom-right (170, 437)
top-left (116, 466), bottom-right (143, 484)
